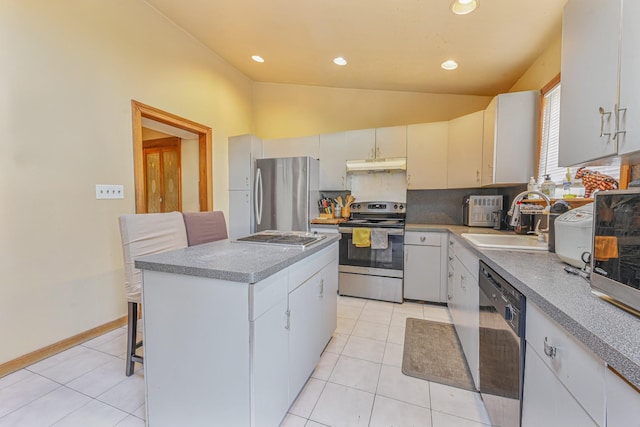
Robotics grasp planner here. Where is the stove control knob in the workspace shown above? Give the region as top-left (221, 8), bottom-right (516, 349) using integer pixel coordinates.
top-left (356, 204), bottom-right (361, 209)
top-left (399, 204), bottom-right (404, 210)
top-left (394, 204), bottom-right (398, 209)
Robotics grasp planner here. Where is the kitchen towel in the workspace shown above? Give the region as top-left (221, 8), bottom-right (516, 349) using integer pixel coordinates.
top-left (352, 228), bottom-right (371, 247)
top-left (370, 229), bottom-right (389, 250)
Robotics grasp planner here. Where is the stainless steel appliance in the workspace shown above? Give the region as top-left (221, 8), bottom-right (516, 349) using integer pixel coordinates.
top-left (463, 195), bottom-right (504, 227)
top-left (479, 261), bottom-right (526, 427)
top-left (338, 201), bottom-right (406, 303)
top-left (254, 157), bottom-right (319, 232)
top-left (234, 230), bottom-right (326, 249)
top-left (591, 189), bottom-right (640, 314)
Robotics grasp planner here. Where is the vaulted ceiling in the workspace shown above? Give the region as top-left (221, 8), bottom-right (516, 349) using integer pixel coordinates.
top-left (144, 0), bottom-right (566, 96)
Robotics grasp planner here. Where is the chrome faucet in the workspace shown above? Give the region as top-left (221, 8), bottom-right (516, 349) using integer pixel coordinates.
top-left (508, 190), bottom-right (551, 230)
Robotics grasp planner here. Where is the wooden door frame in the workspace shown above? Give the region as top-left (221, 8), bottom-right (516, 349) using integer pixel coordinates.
top-left (131, 100), bottom-right (212, 213)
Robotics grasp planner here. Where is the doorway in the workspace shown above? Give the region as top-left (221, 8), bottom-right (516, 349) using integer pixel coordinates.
top-left (131, 100), bottom-right (212, 214)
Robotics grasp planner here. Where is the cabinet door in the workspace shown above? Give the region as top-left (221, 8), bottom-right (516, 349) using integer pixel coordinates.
top-left (346, 128), bottom-right (376, 160)
top-left (407, 122), bottom-right (448, 189)
top-left (228, 190), bottom-right (251, 238)
top-left (459, 262), bottom-right (479, 388)
top-left (558, 0), bottom-right (620, 166)
top-left (522, 346), bottom-right (598, 427)
top-left (447, 111), bottom-right (483, 188)
top-left (288, 272), bottom-right (323, 403)
top-left (481, 98), bottom-right (497, 186)
top-left (320, 259), bottom-right (339, 347)
top-left (319, 132), bottom-right (348, 190)
top-left (375, 125), bottom-right (407, 158)
top-left (228, 135), bottom-right (261, 191)
top-left (618, 0), bottom-right (640, 155)
top-left (263, 135), bottom-right (320, 159)
top-left (606, 368), bottom-right (640, 427)
top-left (253, 298), bottom-right (289, 427)
top-left (404, 244), bottom-right (442, 302)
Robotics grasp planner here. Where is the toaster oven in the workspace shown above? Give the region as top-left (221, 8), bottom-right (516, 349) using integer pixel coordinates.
top-left (463, 195), bottom-right (504, 227)
top-left (591, 189), bottom-right (640, 314)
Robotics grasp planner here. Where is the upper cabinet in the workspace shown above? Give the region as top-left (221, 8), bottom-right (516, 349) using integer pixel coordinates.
top-left (447, 111), bottom-right (484, 189)
top-left (375, 126), bottom-right (407, 158)
top-left (229, 134), bottom-right (262, 191)
top-left (318, 129), bottom-right (375, 190)
top-left (481, 91), bottom-right (539, 186)
top-left (263, 135), bottom-right (320, 159)
top-left (406, 122), bottom-right (448, 189)
top-left (559, 0), bottom-right (640, 165)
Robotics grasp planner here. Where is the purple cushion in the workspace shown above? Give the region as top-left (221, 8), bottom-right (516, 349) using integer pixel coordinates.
top-left (182, 211), bottom-right (228, 246)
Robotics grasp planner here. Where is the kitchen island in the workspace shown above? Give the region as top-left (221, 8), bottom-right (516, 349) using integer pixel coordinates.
top-left (135, 234), bottom-right (340, 427)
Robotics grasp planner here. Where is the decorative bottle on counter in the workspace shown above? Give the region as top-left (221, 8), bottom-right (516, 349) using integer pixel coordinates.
top-left (540, 174), bottom-right (556, 197)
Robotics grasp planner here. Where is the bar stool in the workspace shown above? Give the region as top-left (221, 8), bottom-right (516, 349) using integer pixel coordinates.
top-left (182, 211), bottom-right (228, 246)
top-left (118, 212), bottom-right (188, 376)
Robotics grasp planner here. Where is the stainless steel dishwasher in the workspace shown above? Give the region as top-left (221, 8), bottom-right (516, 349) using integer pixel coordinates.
top-left (478, 261), bottom-right (526, 427)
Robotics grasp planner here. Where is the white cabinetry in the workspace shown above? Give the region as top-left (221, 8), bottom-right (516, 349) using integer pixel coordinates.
top-left (605, 367), bottom-right (640, 426)
top-left (447, 111), bottom-right (483, 189)
top-left (447, 235), bottom-right (479, 387)
top-left (559, 0), bottom-right (640, 165)
top-left (228, 134), bottom-right (262, 238)
top-left (375, 125), bottom-right (407, 158)
top-left (481, 91), bottom-right (539, 186)
top-left (522, 303), bottom-right (605, 426)
top-left (318, 130), bottom-right (374, 190)
top-left (263, 135), bottom-right (320, 159)
top-left (404, 231), bottom-right (447, 302)
top-left (406, 122), bottom-right (448, 189)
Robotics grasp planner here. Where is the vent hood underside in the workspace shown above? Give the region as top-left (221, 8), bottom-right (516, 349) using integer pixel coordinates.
top-left (346, 157), bottom-right (407, 173)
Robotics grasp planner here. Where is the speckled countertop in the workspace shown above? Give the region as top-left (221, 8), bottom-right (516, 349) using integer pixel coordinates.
top-left (135, 234), bottom-right (340, 284)
top-left (407, 223), bottom-right (640, 389)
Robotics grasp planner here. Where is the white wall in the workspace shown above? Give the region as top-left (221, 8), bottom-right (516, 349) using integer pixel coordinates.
top-left (0, 0), bottom-right (253, 364)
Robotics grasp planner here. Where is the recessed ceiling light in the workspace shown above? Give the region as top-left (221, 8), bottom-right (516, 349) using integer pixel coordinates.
top-left (333, 57), bottom-right (347, 66)
top-left (251, 55), bottom-right (264, 63)
top-left (451, 0), bottom-right (478, 15)
top-left (441, 60), bottom-right (458, 70)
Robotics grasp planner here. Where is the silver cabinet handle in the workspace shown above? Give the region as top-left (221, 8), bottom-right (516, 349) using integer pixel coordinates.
top-left (285, 310), bottom-right (291, 330)
top-left (614, 104), bottom-right (627, 140)
top-left (599, 107), bottom-right (612, 138)
top-left (320, 279), bottom-right (324, 298)
top-left (476, 170), bottom-right (480, 182)
top-left (420, 236), bottom-right (426, 242)
top-left (407, 174), bottom-right (411, 186)
top-left (544, 337), bottom-right (556, 359)
top-left (448, 255), bottom-right (454, 261)
top-left (448, 271), bottom-right (453, 278)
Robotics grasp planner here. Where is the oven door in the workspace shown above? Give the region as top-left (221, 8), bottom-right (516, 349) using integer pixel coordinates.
top-left (338, 227), bottom-right (404, 272)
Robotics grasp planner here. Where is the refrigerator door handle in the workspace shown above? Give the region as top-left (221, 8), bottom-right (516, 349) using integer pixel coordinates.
top-left (255, 168), bottom-right (263, 225)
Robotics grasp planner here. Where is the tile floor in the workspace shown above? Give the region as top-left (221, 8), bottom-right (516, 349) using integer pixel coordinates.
top-left (0, 297), bottom-right (493, 427)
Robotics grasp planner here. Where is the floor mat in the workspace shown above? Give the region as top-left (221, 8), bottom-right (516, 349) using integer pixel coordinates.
top-left (402, 317), bottom-right (476, 391)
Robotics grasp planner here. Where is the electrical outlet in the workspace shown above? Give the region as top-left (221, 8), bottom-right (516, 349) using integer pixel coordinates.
top-left (96, 184), bottom-right (124, 200)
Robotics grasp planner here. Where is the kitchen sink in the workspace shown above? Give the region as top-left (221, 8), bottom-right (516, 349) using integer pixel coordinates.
top-left (461, 233), bottom-right (548, 252)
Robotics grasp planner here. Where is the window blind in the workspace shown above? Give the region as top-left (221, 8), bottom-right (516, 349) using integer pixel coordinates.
top-left (537, 83), bottom-right (620, 187)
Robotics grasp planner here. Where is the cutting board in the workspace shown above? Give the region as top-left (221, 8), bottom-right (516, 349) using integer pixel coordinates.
top-left (310, 217), bottom-right (347, 225)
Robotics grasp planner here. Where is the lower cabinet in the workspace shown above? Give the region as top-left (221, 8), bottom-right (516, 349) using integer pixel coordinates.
top-left (403, 231), bottom-right (447, 302)
top-left (605, 367), bottom-right (640, 426)
top-left (229, 190), bottom-right (251, 238)
top-left (522, 303), bottom-right (605, 426)
top-left (522, 346), bottom-right (598, 427)
top-left (447, 235), bottom-right (479, 388)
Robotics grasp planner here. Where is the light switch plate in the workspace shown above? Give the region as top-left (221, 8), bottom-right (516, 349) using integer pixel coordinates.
top-left (96, 184), bottom-right (124, 199)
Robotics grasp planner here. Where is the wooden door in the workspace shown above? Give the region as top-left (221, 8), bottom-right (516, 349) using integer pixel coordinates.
top-left (143, 137), bottom-right (181, 213)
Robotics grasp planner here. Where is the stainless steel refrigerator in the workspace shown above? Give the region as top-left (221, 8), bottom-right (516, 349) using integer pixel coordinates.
top-left (255, 157), bottom-right (319, 232)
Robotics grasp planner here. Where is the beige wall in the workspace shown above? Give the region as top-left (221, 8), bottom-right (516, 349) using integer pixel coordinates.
top-left (509, 32), bottom-right (562, 92)
top-left (253, 83), bottom-right (492, 139)
top-left (0, 0), bottom-right (252, 364)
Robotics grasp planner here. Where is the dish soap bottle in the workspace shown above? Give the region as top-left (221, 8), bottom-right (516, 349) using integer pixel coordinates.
top-left (540, 174), bottom-right (556, 197)
top-left (527, 177), bottom-right (539, 199)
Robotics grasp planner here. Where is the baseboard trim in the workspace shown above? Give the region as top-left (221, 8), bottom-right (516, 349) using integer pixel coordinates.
top-left (0, 315), bottom-right (127, 378)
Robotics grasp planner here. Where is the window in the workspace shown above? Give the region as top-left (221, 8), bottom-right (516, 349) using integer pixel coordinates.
top-left (537, 80), bottom-right (620, 196)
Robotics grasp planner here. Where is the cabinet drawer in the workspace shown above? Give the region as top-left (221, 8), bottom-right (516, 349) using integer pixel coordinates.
top-left (289, 244), bottom-right (338, 292)
top-left (526, 303), bottom-right (605, 424)
top-left (450, 236), bottom-right (478, 281)
top-left (251, 269), bottom-right (288, 321)
top-left (404, 231), bottom-right (441, 246)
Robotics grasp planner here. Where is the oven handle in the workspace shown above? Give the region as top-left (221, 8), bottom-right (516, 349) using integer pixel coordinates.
top-left (338, 227), bottom-right (404, 236)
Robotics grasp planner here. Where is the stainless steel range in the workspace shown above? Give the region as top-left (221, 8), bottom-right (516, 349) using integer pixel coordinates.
top-left (338, 201), bottom-right (406, 303)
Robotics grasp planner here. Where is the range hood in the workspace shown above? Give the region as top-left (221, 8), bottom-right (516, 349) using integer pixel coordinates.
top-left (346, 157), bottom-right (407, 173)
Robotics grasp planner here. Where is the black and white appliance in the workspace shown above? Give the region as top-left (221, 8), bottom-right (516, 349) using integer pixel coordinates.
top-left (338, 201), bottom-right (406, 303)
top-left (478, 261), bottom-right (526, 427)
